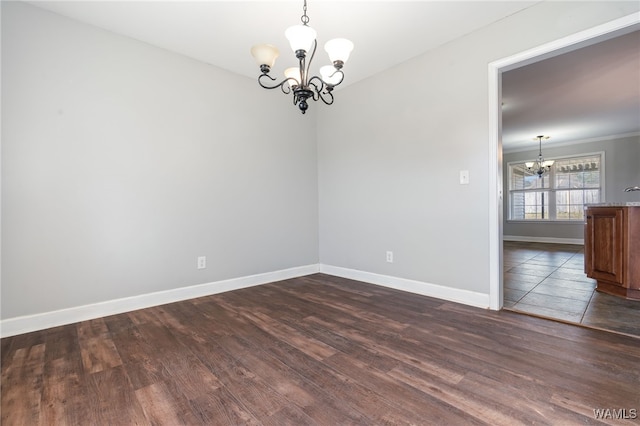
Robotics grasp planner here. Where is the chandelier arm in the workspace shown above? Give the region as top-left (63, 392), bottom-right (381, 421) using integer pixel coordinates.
top-left (326, 69), bottom-right (345, 87)
top-left (308, 76), bottom-right (325, 100)
top-left (317, 90), bottom-right (334, 105)
top-left (299, 55), bottom-right (307, 87)
top-left (257, 74), bottom-right (296, 95)
top-left (309, 73), bottom-right (338, 105)
top-left (304, 39), bottom-right (318, 87)
top-left (281, 82), bottom-right (293, 95)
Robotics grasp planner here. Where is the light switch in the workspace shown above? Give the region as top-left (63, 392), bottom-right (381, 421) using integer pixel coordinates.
top-left (460, 170), bottom-right (470, 185)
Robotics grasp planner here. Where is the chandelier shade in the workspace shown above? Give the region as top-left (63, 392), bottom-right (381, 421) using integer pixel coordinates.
top-left (250, 44), bottom-right (280, 70)
top-left (284, 67), bottom-right (302, 87)
top-left (285, 25), bottom-right (317, 54)
top-left (324, 38), bottom-right (354, 65)
top-left (250, 0), bottom-right (353, 114)
top-left (525, 160), bottom-right (554, 169)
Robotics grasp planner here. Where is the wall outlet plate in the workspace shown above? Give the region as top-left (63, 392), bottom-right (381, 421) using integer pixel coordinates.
top-left (197, 256), bottom-right (206, 269)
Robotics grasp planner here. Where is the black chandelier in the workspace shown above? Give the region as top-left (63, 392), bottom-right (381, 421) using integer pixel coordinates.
top-left (526, 135), bottom-right (554, 178)
top-left (250, 0), bottom-right (353, 114)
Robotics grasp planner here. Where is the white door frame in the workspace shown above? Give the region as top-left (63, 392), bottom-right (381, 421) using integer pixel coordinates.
top-left (488, 13), bottom-right (640, 310)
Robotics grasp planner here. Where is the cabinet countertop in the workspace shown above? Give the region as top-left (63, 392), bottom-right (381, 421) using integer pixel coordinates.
top-left (585, 202), bottom-right (640, 207)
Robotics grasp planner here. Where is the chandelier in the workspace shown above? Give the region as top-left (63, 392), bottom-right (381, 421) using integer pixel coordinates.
top-left (250, 0), bottom-right (353, 114)
top-left (526, 135), bottom-right (554, 178)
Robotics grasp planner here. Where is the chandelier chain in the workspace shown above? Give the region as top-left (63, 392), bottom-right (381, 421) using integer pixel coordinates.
top-left (301, 0), bottom-right (310, 25)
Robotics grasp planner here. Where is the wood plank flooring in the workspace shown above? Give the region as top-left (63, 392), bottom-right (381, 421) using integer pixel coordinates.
top-left (3, 273), bottom-right (640, 425)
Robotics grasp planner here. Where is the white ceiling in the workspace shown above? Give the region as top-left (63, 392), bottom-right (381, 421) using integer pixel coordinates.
top-left (25, 1), bottom-right (640, 151)
top-left (502, 29), bottom-right (640, 152)
top-left (28, 0), bottom-right (540, 84)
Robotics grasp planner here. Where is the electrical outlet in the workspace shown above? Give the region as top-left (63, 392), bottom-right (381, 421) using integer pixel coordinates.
top-left (386, 251), bottom-right (393, 263)
top-left (197, 256), bottom-right (206, 269)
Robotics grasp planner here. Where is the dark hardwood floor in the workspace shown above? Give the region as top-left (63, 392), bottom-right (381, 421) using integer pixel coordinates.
top-left (3, 274), bottom-right (640, 425)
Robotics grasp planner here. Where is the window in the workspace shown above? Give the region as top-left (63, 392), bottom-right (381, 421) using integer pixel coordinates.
top-left (508, 153), bottom-right (603, 221)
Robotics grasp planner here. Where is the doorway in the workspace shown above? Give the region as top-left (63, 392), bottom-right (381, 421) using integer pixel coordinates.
top-left (488, 14), bottom-right (640, 323)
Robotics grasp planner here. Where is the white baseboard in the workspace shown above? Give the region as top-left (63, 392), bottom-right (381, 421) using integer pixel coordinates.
top-left (0, 264), bottom-right (319, 338)
top-left (319, 264), bottom-right (490, 309)
top-left (503, 235), bottom-right (584, 245)
top-left (2, 264), bottom-right (493, 338)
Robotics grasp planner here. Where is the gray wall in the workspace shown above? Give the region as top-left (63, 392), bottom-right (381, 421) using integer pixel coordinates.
top-left (317, 2), bottom-right (638, 294)
top-left (503, 135), bottom-right (640, 240)
top-left (1, 2), bottom-right (319, 319)
top-left (2, 1), bottom-right (638, 322)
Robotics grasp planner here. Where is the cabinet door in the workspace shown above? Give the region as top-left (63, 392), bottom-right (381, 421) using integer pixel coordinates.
top-left (585, 207), bottom-right (624, 284)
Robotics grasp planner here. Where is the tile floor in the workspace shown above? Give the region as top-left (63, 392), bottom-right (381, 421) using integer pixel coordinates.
top-left (503, 241), bottom-right (640, 338)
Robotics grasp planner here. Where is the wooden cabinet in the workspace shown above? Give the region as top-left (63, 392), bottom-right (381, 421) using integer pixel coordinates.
top-left (585, 206), bottom-right (640, 300)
